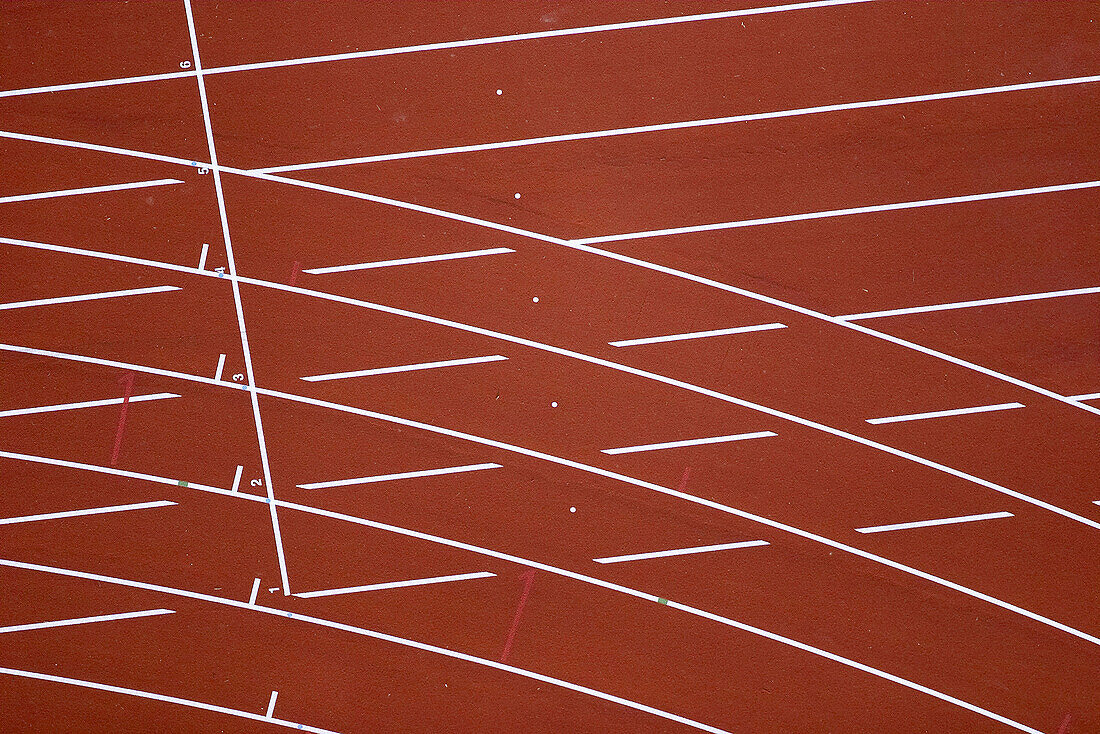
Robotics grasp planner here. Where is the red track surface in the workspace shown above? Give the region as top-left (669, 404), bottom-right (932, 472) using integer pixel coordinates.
top-left (2, 2), bottom-right (1099, 732)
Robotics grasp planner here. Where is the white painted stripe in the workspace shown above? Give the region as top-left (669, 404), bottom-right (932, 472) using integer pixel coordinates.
top-left (0, 500), bottom-right (176, 526)
top-left (856, 511), bottom-right (1014, 534)
top-left (265, 691), bottom-right (278, 718)
top-left (248, 578), bottom-right (261, 605)
top-left (301, 355), bottom-right (508, 381)
top-left (0, 666), bottom-right (338, 734)
top-left (594, 540), bottom-right (769, 564)
top-left (0, 608), bottom-right (174, 635)
top-left (184, 0), bottom-right (291, 596)
top-left (0, 179), bottom-right (183, 204)
top-left (0, 286), bottom-right (180, 311)
top-left (609, 323), bottom-right (786, 347)
top-left (303, 247), bottom-right (514, 274)
top-left (0, 71), bottom-right (195, 99)
top-left (259, 74), bottom-right (1100, 173)
top-left (294, 571), bottom-right (495, 598)
top-left (298, 463), bottom-right (501, 489)
top-left (838, 285), bottom-right (1100, 321)
top-left (573, 180), bottom-right (1100, 245)
top-left (866, 402), bottom-right (1025, 425)
top-left (209, 0), bottom-right (870, 77)
top-left (602, 431), bottom-right (776, 455)
top-left (198, 243), bottom-right (210, 271)
top-left (1069, 392), bottom-right (1100, 402)
top-left (231, 465), bottom-right (244, 493)
top-left (0, 393), bottom-right (179, 418)
top-left (213, 353), bottom-right (226, 381)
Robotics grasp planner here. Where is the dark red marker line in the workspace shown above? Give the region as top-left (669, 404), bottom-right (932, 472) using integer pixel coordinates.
top-left (109, 371), bottom-right (135, 466)
top-left (289, 260), bottom-right (301, 287)
top-left (1057, 713), bottom-right (1072, 734)
top-left (499, 569), bottom-right (535, 663)
top-left (677, 466), bottom-right (692, 492)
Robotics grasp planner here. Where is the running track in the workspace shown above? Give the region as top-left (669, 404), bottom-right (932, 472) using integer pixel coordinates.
top-left (1, 1), bottom-right (1099, 731)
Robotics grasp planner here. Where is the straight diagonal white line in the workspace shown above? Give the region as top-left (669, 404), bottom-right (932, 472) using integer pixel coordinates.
top-left (183, 0), bottom-right (291, 595)
top-left (572, 180), bottom-right (1100, 245)
top-left (0, 179), bottom-right (183, 204)
top-left (213, 353), bottom-right (226, 381)
top-left (198, 243), bottom-right (210, 270)
top-left (866, 402), bottom-right (1025, 425)
top-left (265, 691), bottom-right (278, 718)
top-left (0, 393), bottom-right (179, 418)
top-left (837, 285), bottom-right (1100, 321)
top-left (209, 0), bottom-right (871, 77)
top-left (248, 578), bottom-right (261, 605)
top-left (0, 286), bottom-right (180, 311)
top-left (0, 608), bottom-right (174, 634)
top-left (0, 71), bottom-right (196, 98)
top-left (297, 463), bottom-right (501, 489)
top-left (594, 540), bottom-right (770, 564)
top-left (0, 501), bottom-right (176, 526)
top-left (1068, 392), bottom-right (1100, 402)
top-left (303, 247), bottom-right (514, 273)
top-left (300, 355), bottom-right (507, 381)
top-left (609, 323), bottom-right (786, 347)
top-left (602, 431), bottom-right (777, 455)
top-left (856, 511), bottom-right (1014, 534)
top-left (258, 73), bottom-right (1100, 173)
top-left (294, 571), bottom-right (495, 598)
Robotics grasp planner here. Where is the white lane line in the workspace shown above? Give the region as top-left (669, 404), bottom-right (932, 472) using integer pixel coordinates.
top-left (609, 323), bottom-right (786, 347)
top-left (4, 449), bottom-right (1099, 674)
top-left (602, 431), bottom-right (777, 455)
top-left (0, 666), bottom-right (337, 734)
top-left (213, 353), bottom-right (226, 381)
top-left (300, 355), bottom-right (508, 381)
top-left (856, 511), bottom-right (1014, 535)
top-left (0, 500), bottom-right (176, 526)
top-left (6, 125), bottom-right (1100, 426)
top-left (1, 558), bottom-right (735, 734)
top-left (838, 285), bottom-right (1100, 321)
top-left (0, 393), bottom-right (179, 418)
top-left (0, 608), bottom-right (174, 635)
top-left (248, 578), bottom-right (261, 605)
top-left (0, 286), bottom-right (180, 311)
top-left (184, 0), bottom-right (291, 596)
top-left (573, 180), bottom-right (1100, 245)
top-left (230, 465), bottom-right (244, 493)
top-left (594, 540), bottom-right (769, 564)
top-left (303, 247), bottom-right (514, 274)
top-left (0, 70), bottom-right (196, 98)
top-left (209, 0), bottom-right (869, 76)
top-left (294, 571), bottom-right (495, 598)
top-left (258, 73), bottom-right (1100, 173)
top-left (0, 179), bottom-right (183, 204)
top-left (297, 463), bottom-right (501, 490)
top-left (1071, 392), bottom-right (1100, 402)
top-left (866, 402), bottom-right (1025, 425)
top-left (0, 552), bottom-right (1043, 733)
top-left (265, 690), bottom-right (278, 718)
top-left (198, 243), bottom-right (210, 271)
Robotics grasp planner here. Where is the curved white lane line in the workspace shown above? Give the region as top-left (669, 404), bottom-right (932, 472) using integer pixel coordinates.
top-left (0, 558), bottom-right (726, 734)
top-left (2, 335), bottom-right (1098, 655)
top-left (4, 234), bottom-right (1095, 532)
top-left (0, 550), bottom-right (1041, 733)
top-left (4, 235), bottom-right (1095, 534)
top-left (0, 665), bottom-right (340, 734)
top-left (1, 127), bottom-right (1093, 419)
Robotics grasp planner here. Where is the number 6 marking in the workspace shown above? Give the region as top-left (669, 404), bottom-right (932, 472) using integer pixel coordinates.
top-left (180, 60), bottom-right (192, 69)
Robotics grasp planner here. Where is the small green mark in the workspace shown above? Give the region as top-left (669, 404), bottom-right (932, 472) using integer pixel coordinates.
top-left (178, 480), bottom-right (188, 487)
top-left (657, 597), bottom-right (668, 605)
